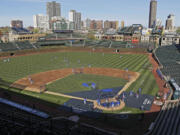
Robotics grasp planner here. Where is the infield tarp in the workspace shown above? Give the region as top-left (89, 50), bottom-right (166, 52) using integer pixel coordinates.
top-left (65, 86), bottom-right (123, 100)
top-left (118, 92), bottom-right (154, 111)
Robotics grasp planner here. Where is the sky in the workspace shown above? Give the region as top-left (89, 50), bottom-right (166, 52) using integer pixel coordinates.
top-left (0, 0), bottom-right (179, 27)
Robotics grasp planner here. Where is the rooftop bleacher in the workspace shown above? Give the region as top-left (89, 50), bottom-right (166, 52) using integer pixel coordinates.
top-left (11, 27), bottom-right (31, 35)
top-left (118, 24), bottom-right (143, 35)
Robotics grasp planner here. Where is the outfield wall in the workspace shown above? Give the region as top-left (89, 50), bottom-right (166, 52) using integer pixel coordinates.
top-left (0, 46), bottom-right (148, 58)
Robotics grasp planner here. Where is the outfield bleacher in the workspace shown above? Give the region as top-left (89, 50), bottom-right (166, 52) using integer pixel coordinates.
top-left (0, 42), bottom-right (18, 52)
top-left (0, 41), bottom-right (39, 52)
top-left (85, 40), bottom-right (154, 49)
top-left (85, 40), bottom-right (111, 48)
top-left (145, 100), bottom-right (180, 135)
top-left (36, 40), bottom-right (67, 46)
top-left (44, 33), bottom-right (85, 39)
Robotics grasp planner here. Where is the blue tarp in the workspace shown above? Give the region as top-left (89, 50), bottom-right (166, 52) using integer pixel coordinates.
top-left (82, 82), bottom-right (96, 88)
top-left (0, 98), bottom-right (49, 119)
top-left (101, 88), bottom-right (113, 92)
top-left (91, 83), bottom-right (96, 88)
top-left (156, 69), bottom-right (163, 80)
top-left (82, 83), bottom-right (89, 87)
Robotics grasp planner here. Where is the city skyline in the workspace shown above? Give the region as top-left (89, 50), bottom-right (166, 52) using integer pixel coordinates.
top-left (0, 0), bottom-right (180, 27)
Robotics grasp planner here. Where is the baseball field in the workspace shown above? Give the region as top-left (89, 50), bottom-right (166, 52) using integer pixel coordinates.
top-left (0, 49), bottom-right (159, 113)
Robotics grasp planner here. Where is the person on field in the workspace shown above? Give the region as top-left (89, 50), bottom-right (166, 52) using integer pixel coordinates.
top-left (28, 76), bottom-right (34, 85)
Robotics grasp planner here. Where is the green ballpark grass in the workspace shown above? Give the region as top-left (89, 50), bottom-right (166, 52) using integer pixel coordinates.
top-left (0, 51), bottom-right (159, 112)
top-left (46, 74), bottom-right (127, 93)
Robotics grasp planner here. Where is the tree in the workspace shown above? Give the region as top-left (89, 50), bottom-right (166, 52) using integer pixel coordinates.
top-left (33, 28), bottom-right (40, 33)
top-left (176, 27), bottom-right (180, 34)
top-left (0, 30), bottom-right (2, 37)
top-left (87, 33), bottom-right (95, 40)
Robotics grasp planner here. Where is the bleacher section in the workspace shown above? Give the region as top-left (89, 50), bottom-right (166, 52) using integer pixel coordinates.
top-left (85, 40), bottom-right (154, 49)
top-left (36, 40), bottom-right (67, 46)
top-left (0, 42), bottom-right (18, 52)
top-left (117, 24), bottom-right (143, 35)
top-left (36, 33), bottom-right (85, 47)
top-left (145, 100), bottom-right (180, 135)
top-left (44, 33), bottom-right (84, 39)
top-left (0, 101), bottom-right (115, 135)
top-left (155, 45), bottom-right (180, 99)
top-left (111, 41), bottom-right (129, 48)
top-left (0, 102), bottom-right (45, 126)
top-left (0, 41), bottom-right (39, 52)
top-left (11, 27), bottom-right (31, 34)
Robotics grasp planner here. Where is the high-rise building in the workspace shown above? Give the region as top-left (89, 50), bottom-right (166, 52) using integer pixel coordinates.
top-left (121, 21), bottom-right (125, 28)
top-left (69, 10), bottom-right (76, 22)
top-left (104, 21), bottom-right (119, 30)
top-left (90, 20), bottom-right (103, 30)
top-left (76, 12), bottom-right (81, 30)
top-left (165, 14), bottom-right (175, 31)
top-left (33, 14), bottom-right (49, 32)
top-left (68, 10), bottom-right (81, 30)
top-left (46, 1), bottom-right (61, 20)
top-left (149, 0), bottom-right (157, 28)
top-left (83, 18), bottom-right (91, 29)
top-left (11, 20), bottom-right (23, 28)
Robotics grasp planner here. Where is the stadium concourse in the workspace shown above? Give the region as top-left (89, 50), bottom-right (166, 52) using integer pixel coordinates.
top-left (0, 37), bottom-right (179, 135)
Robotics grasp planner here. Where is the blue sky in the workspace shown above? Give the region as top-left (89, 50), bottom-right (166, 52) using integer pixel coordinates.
top-left (0, 0), bottom-right (179, 27)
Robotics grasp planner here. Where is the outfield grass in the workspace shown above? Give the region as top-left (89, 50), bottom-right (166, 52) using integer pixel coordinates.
top-left (0, 52), bottom-right (149, 81)
top-left (0, 51), bottom-right (158, 99)
top-left (46, 74), bottom-right (127, 93)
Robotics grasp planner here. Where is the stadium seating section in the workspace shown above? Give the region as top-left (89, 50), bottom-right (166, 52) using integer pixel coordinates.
top-left (85, 40), bottom-right (154, 49)
top-left (11, 27), bottom-right (31, 34)
top-left (117, 24), bottom-right (143, 35)
top-left (0, 41), bottom-right (39, 52)
top-left (36, 40), bottom-right (67, 46)
top-left (155, 45), bottom-right (180, 99)
top-left (145, 100), bottom-right (180, 135)
top-left (0, 98), bottom-right (114, 135)
top-left (44, 33), bottom-right (85, 39)
top-left (155, 45), bottom-right (180, 85)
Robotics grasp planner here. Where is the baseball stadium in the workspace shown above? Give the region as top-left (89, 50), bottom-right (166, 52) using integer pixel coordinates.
top-left (0, 32), bottom-right (180, 135)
